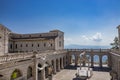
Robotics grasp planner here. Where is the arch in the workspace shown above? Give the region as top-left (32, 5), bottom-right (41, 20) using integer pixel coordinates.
top-left (60, 58), bottom-right (62, 69)
top-left (38, 63), bottom-right (42, 80)
top-left (66, 56), bottom-right (68, 65)
top-left (56, 59), bottom-right (59, 72)
top-left (93, 55), bottom-right (100, 67)
top-left (102, 55), bottom-right (108, 67)
top-left (70, 54), bottom-right (75, 65)
top-left (45, 62), bottom-right (49, 78)
top-left (11, 69), bottom-right (22, 80)
top-left (86, 54), bottom-right (91, 67)
top-left (51, 60), bottom-right (55, 73)
top-left (63, 57), bottom-right (66, 67)
top-left (27, 66), bottom-right (33, 79)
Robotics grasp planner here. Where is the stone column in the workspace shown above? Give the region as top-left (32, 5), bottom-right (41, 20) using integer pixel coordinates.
top-left (53, 60), bottom-right (56, 74)
top-left (58, 59), bottom-right (60, 72)
top-left (64, 57), bottom-right (66, 67)
top-left (108, 55), bottom-right (111, 68)
top-left (61, 58), bottom-right (64, 69)
top-left (41, 69), bottom-right (45, 80)
top-left (100, 55), bottom-right (102, 68)
top-left (91, 55), bottom-right (94, 67)
top-left (75, 55), bottom-right (78, 66)
top-left (33, 53), bottom-right (38, 80)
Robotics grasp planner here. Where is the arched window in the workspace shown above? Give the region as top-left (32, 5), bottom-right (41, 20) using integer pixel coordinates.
top-left (11, 69), bottom-right (22, 80)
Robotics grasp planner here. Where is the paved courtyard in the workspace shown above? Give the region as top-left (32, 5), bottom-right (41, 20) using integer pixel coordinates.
top-left (53, 68), bottom-right (111, 80)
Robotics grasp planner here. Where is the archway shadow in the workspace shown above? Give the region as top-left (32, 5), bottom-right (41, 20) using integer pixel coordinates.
top-left (92, 67), bottom-right (111, 72)
top-left (72, 77), bottom-right (86, 80)
top-left (64, 65), bottom-right (111, 72)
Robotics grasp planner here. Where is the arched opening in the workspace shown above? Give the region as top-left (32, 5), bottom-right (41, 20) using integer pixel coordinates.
top-left (0, 74), bottom-right (3, 80)
top-left (63, 57), bottom-right (65, 67)
top-left (93, 55), bottom-right (100, 67)
top-left (45, 62), bottom-right (49, 79)
top-left (66, 56), bottom-right (68, 65)
top-left (60, 58), bottom-right (62, 69)
top-left (102, 55), bottom-right (108, 67)
top-left (71, 54), bottom-right (75, 66)
top-left (11, 69), bottom-right (22, 80)
top-left (38, 63), bottom-right (42, 80)
top-left (27, 66), bottom-right (33, 79)
top-left (56, 59), bottom-right (59, 72)
top-left (86, 54), bottom-right (91, 67)
top-left (51, 60), bottom-right (55, 73)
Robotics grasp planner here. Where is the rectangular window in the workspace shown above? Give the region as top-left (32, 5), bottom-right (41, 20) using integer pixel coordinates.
top-left (26, 44), bottom-right (28, 47)
top-left (15, 44), bottom-right (17, 49)
top-left (44, 43), bottom-right (46, 47)
top-left (10, 44), bottom-right (12, 49)
top-left (32, 44), bottom-right (33, 47)
top-left (51, 44), bottom-right (52, 47)
top-left (38, 44), bottom-right (39, 47)
top-left (20, 44), bottom-right (22, 47)
top-left (59, 41), bottom-right (61, 47)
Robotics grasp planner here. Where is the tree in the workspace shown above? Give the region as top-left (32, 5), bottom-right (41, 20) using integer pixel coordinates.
top-left (110, 37), bottom-right (119, 49)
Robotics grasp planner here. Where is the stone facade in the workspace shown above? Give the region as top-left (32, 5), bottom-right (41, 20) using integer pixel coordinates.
top-left (0, 24), bottom-right (11, 55)
top-left (0, 24), bottom-right (64, 55)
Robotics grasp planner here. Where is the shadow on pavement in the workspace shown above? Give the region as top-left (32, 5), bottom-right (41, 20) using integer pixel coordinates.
top-left (64, 65), bottom-right (111, 72)
top-left (73, 77), bottom-right (86, 80)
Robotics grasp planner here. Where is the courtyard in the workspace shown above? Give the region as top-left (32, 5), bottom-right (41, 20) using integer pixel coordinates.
top-left (53, 67), bottom-right (111, 80)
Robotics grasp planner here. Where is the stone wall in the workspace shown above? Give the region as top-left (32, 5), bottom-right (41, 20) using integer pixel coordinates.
top-left (0, 24), bottom-right (11, 55)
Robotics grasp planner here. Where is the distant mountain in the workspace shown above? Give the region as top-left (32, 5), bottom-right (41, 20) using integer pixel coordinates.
top-left (64, 44), bottom-right (111, 49)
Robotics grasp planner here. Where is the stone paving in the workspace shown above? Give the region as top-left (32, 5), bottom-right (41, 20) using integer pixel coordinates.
top-left (53, 69), bottom-right (111, 80)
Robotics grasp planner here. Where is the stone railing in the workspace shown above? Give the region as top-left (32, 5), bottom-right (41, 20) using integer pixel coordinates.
top-left (0, 52), bottom-right (34, 63)
top-left (65, 49), bottom-right (110, 53)
top-left (0, 50), bottom-right (67, 63)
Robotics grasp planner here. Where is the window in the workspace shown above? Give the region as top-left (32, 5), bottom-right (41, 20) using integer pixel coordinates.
top-left (10, 44), bottom-right (12, 49)
top-left (15, 44), bottom-right (17, 49)
top-left (26, 44), bottom-right (28, 47)
top-left (29, 35), bottom-right (31, 37)
top-left (51, 44), bottom-right (52, 47)
top-left (38, 44), bottom-right (39, 47)
top-left (20, 44), bottom-right (22, 47)
top-left (32, 44), bottom-right (33, 47)
top-left (44, 43), bottom-right (46, 47)
top-left (59, 41), bottom-right (61, 47)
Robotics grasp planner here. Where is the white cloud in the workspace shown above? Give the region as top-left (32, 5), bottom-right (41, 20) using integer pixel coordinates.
top-left (64, 32), bottom-right (109, 46)
top-left (91, 32), bottom-right (102, 42)
top-left (81, 32), bottom-right (102, 42)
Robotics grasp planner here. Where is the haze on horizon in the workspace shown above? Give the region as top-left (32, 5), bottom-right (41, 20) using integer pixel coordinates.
top-left (0, 0), bottom-right (120, 47)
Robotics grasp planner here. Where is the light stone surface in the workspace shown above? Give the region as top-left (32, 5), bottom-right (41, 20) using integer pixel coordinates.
top-left (53, 69), bottom-right (111, 80)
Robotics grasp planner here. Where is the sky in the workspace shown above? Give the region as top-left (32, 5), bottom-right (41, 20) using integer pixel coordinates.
top-left (0, 0), bottom-right (120, 46)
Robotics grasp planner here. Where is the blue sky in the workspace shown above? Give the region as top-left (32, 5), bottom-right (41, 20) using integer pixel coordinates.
top-left (0, 0), bottom-right (120, 46)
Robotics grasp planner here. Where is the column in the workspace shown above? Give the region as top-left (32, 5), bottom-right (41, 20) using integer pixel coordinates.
top-left (53, 60), bottom-right (56, 74)
top-left (91, 55), bottom-right (94, 67)
top-left (100, 55), bottom-right (102, 68)
top-left (64, 57), bottom-right (66, 67)
top-left (108, 55), bottom-right (111, 68)
top-left (41, 69), bottom-right (45, 80)
top-left (33, 55), bottom-right (38, 80)
top-left (75, 55), bottom-right (78, 66)
top-left (61, 58), bottom-right (64, 69)
top-left (58, 59), bottom-right (60, 72)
